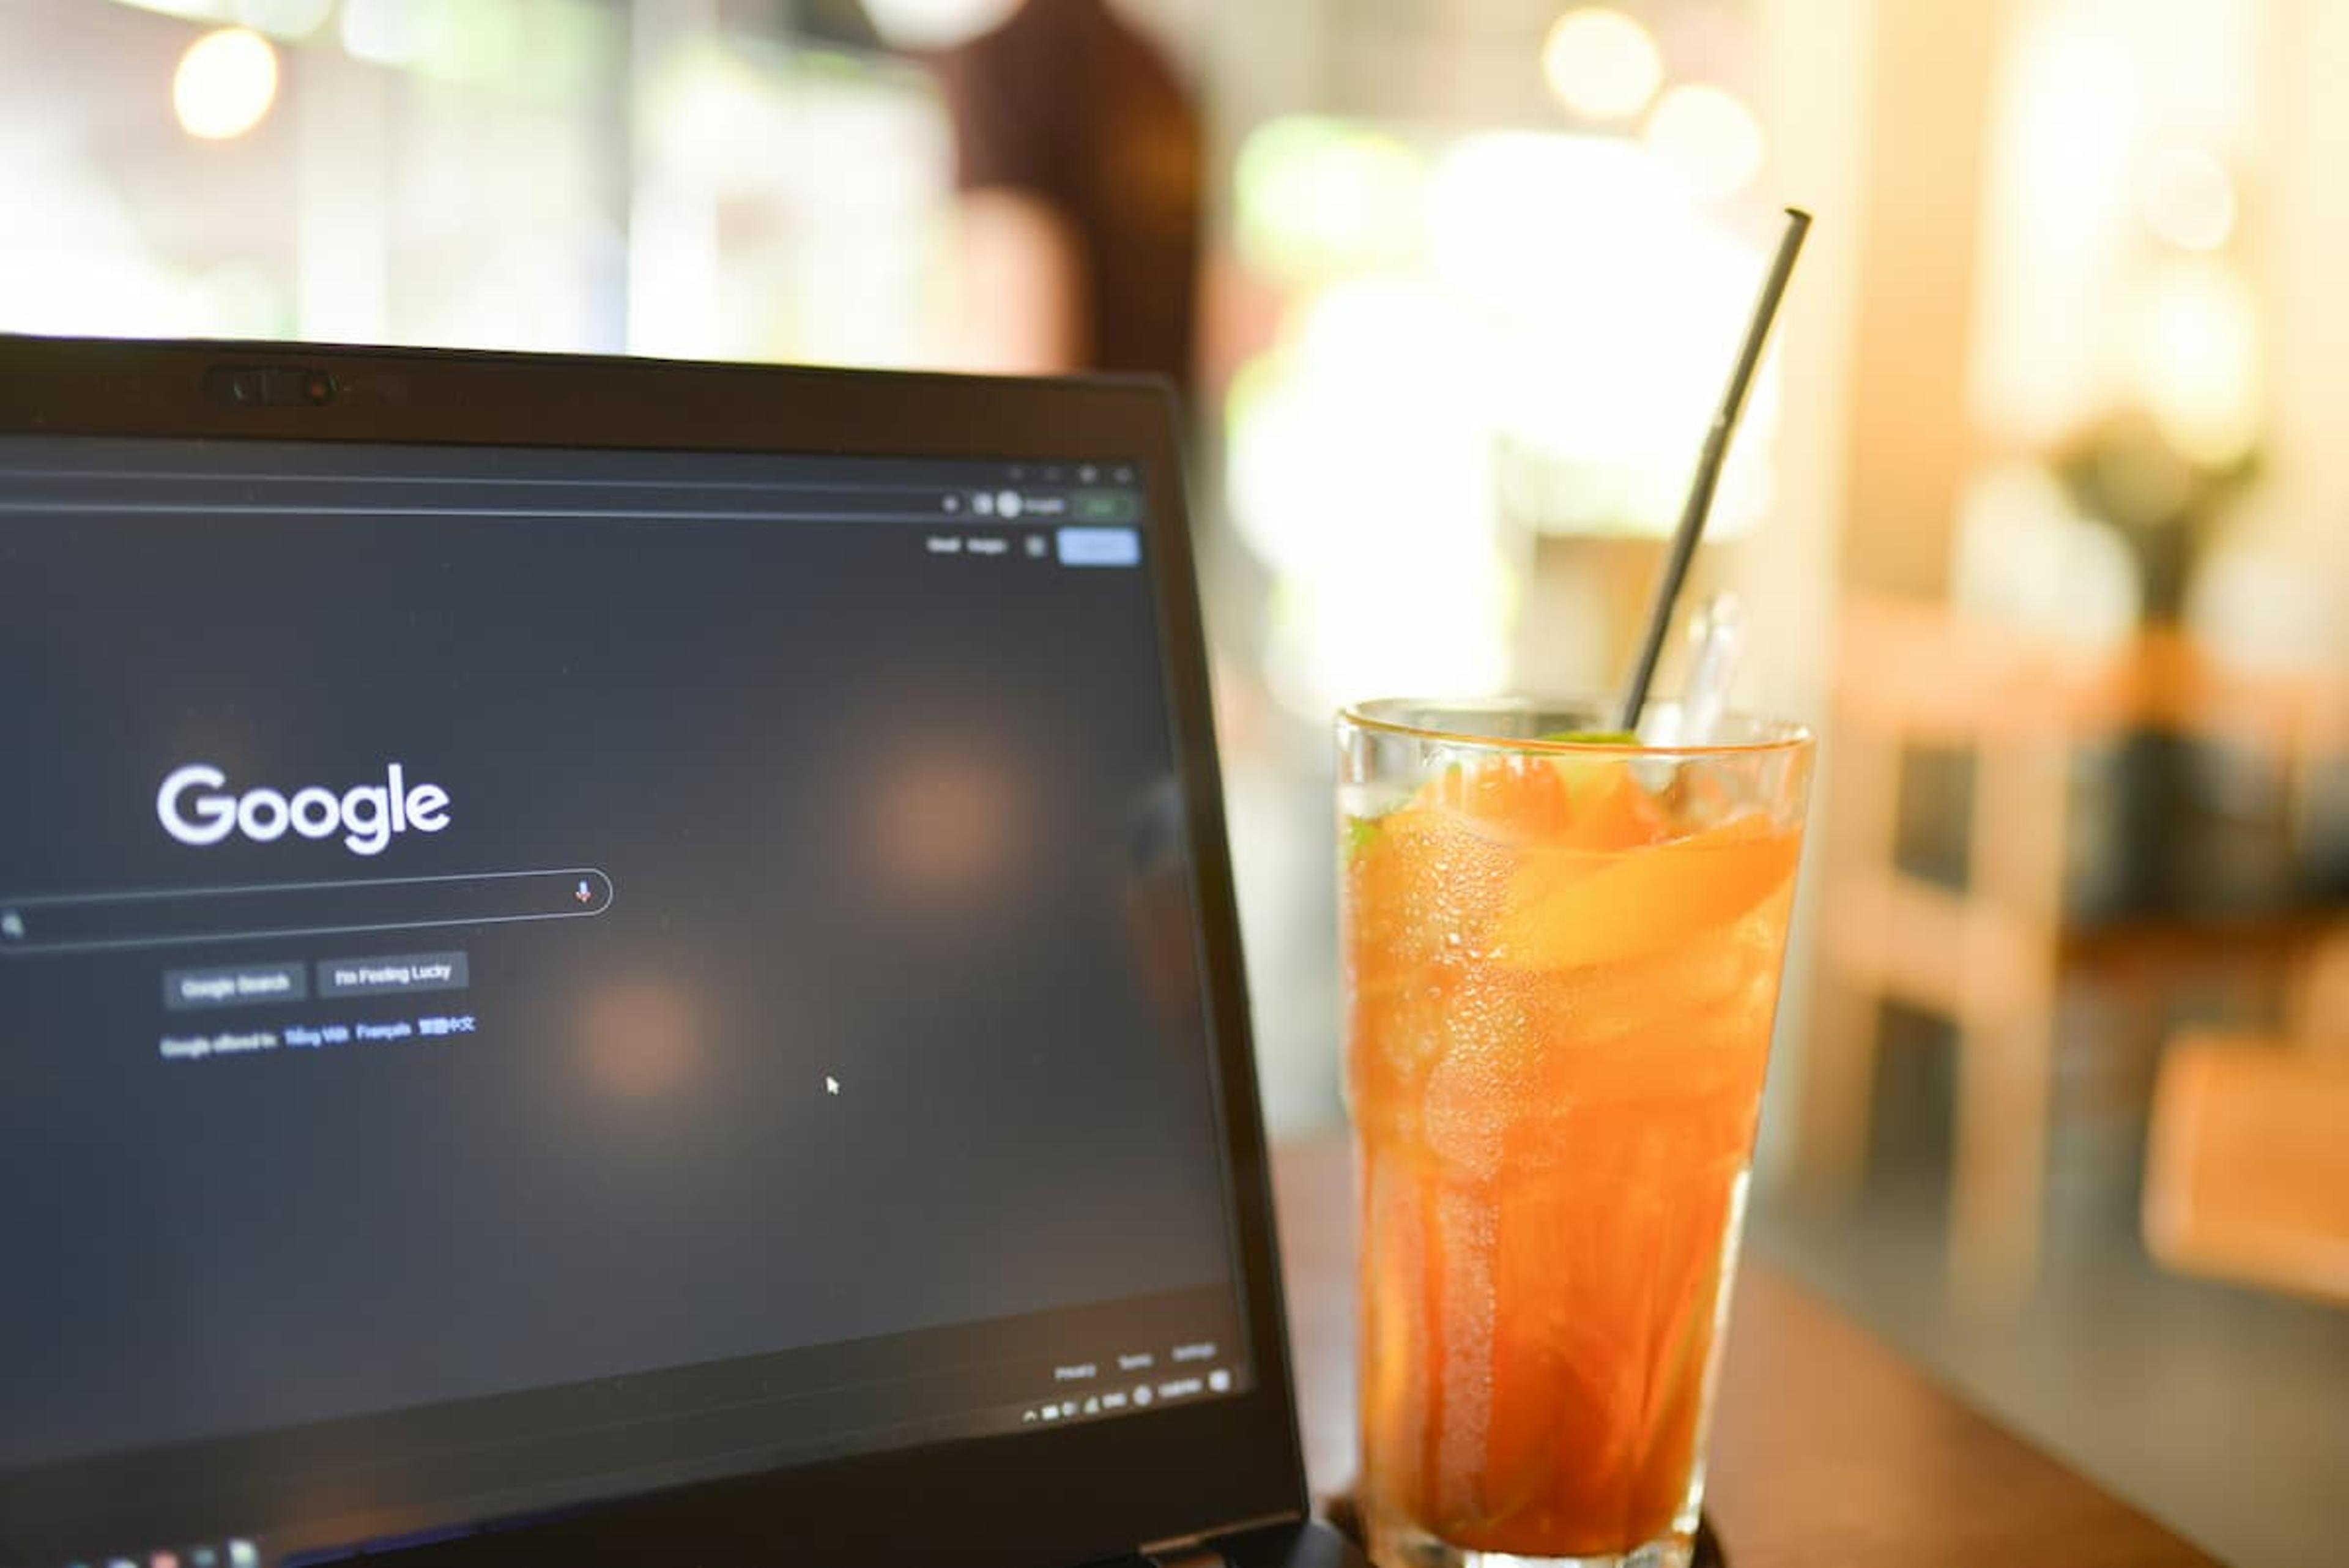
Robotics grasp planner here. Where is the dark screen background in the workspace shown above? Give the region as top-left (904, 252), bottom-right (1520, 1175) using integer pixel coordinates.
top-left (0, 437), bottom-right (1234, 1474)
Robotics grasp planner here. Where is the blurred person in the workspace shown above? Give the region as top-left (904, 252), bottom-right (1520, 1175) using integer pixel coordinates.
top-left (869, 0), bottom-right (1203, 390)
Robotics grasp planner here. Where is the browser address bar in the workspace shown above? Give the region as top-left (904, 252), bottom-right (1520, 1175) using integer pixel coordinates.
top-left (0, 868), bottom-right (614, 956)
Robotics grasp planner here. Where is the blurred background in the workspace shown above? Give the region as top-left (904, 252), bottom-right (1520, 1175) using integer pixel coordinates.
top-left (7, 0), bottom-right (2348, 1559)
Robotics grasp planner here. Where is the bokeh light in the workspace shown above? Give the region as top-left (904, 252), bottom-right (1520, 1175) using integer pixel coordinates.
top-left (2187, 503), bottom-right (2349, 669)
top-left (579, 978), bottom-right (703, 1103)
top-left (2131, 258), bottom-right (2260, 466)
top-left (871, 753), bottom-right (1020, 895)
top-left (236, 0), bottom-right (333, 37)
top-left (1642, 83), bottom-right (1766, 201)
top-left (1541, 7), bottom-right (1664, 121)
top-left (1233, 119), bottom-right (1427, 284)
top-left (171, 28), bottom-right (278, 141)
top-left (861, 0), bottom-right (1024, 50)
top-left (116, 0), bottom-right (332, 32)
top-left (339, 0), bottom-right (431, 65)
top-left (2137, 144), bottom-right (2237, 252)
top-left (110, 0), bottom-right (237, 21)
top-left (1225, 276), bottom-right (1513, 710)
top-left (1952, 463), bottom-right (2139, 647)
top-left (1425, 132), bottom-right (1775, 535)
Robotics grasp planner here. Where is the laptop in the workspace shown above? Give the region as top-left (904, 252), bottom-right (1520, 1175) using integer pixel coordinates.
top-left (0, 337), bottom-right (1368, 1568)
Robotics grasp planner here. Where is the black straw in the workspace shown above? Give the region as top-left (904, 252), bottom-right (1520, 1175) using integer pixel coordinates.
top-left (1618, 206), bottom-right (1811, 733)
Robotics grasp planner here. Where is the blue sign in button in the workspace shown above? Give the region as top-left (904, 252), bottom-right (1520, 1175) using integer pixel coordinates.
top-left (1056, 527), bottom-right (1142, 567)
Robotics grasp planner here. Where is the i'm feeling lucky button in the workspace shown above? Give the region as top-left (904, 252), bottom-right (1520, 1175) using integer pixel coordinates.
top-left (316, 951), bottom-right (470, 998)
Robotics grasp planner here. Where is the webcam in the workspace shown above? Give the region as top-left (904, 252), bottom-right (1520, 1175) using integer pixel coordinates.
top-left (205, 365), bottom-right (337, 408)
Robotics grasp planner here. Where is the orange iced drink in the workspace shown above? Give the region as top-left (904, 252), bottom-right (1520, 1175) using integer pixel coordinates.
top-left (1339, 704), bottom-right (1811, 1567)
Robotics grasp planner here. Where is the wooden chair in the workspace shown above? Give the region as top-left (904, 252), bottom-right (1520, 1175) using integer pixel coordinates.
top-left (2143, 1028), bottom-right (2349, 1306)
top-left (1798, 595), bottom-right (2123, 1302)
top-left (2286, 925), bottom-right (2349, 1050)
top-left (1797, 595), bottom-right (2349, 1304)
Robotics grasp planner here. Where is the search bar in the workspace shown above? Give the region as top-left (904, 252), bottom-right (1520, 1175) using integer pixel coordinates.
top-left (0, 868), bottom-right (613, 956)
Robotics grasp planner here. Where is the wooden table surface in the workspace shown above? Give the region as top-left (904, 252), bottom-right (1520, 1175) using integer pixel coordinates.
top-left (1271, 1138), bottom-right (2224, 1567)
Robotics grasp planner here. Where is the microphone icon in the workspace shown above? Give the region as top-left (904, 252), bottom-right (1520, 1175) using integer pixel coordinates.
top-left (574, 879), bottom-right (593, 905)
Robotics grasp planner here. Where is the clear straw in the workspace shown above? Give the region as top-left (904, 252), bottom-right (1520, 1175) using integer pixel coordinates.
top-left (1619, 207), bottom-right (1811, 734)
top-left (1640, 593), bottom-right (1744, 747)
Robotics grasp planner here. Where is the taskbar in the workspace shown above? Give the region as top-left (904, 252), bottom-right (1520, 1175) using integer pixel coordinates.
top-left (2, 1286), bottom-right (1249, 1568)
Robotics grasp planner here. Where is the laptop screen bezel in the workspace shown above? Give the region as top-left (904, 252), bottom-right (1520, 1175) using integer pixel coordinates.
top-left (0, 335), bottom-right (1310, 1567)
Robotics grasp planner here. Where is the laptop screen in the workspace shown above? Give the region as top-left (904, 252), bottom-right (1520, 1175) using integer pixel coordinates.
top-left (0, 434), bottom-right (1252, 1567)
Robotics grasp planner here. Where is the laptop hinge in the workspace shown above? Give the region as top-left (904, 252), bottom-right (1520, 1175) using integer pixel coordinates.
top-left (1141, 1547), bottom-right (1229, 1568)
top-left (1138, 1508), bottom-right (1299, 1566)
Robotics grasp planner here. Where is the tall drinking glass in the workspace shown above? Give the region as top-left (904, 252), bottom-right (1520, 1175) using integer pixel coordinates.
top-left (1338, 699), bottom-right (1813, 1568)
